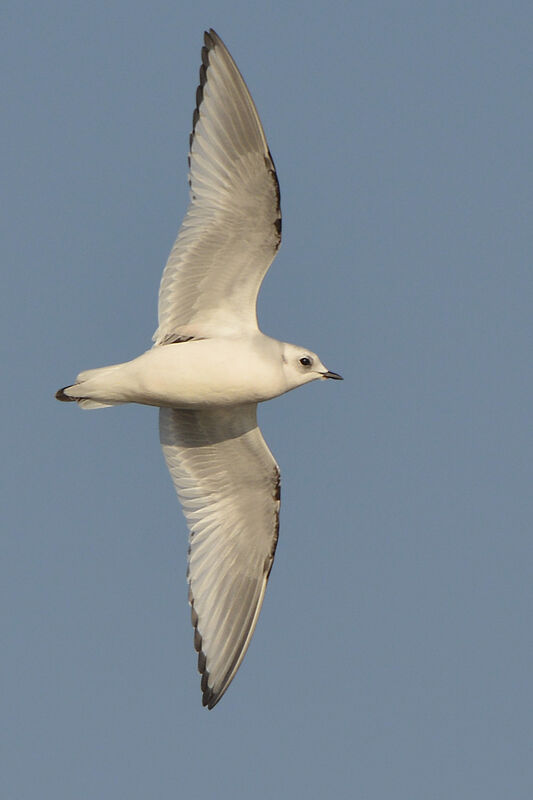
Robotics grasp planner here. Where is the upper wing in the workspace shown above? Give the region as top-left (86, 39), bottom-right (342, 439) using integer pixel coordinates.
top-left (154, 29), bottom-right (282, 344)
top-left (159, 404), bottom-right (280, 708)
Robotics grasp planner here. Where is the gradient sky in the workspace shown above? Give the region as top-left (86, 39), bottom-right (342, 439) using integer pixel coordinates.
top-left (3, 1), bottom-right (532, 798)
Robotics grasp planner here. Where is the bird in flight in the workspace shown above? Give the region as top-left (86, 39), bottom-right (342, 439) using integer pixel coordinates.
top-left (56, 29), bottom-right (342, 708)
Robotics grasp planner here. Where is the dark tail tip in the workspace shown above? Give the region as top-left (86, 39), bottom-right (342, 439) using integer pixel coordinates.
top-left (55, 386), bottom-right (75, 402)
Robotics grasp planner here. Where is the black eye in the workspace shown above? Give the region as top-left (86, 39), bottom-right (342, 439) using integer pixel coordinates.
top-left (299, 356), bottom-right (312, 367)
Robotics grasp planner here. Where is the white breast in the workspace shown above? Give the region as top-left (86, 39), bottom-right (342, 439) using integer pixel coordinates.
top-left (123, 339), bottom-right (287, 409)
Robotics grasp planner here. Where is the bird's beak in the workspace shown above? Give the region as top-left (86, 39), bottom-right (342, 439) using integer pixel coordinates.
top-left (321, 370), bottom-right (343, 380)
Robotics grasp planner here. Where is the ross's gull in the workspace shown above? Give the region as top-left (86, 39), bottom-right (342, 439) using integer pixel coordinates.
top-left (56, 29), bottom-right (342, 709)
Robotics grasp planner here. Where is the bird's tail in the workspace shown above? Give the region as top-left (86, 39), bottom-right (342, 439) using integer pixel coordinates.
top-left (55, 364), bottom-right (127, 409)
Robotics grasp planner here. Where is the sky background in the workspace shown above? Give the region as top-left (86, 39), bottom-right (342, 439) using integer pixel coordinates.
top-left (2, 1), bottom-right (532, 798)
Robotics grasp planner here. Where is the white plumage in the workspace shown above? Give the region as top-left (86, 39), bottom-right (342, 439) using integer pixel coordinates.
top-left (57, 29), bottom-right (341, 708)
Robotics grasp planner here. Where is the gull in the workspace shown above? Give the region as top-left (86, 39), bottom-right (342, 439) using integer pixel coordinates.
top-left (56, 29), bottom-right (342, 709)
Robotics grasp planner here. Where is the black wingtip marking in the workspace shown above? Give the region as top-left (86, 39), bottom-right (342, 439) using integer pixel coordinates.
top-left (265, 466), bottom-right (281, 577)
top-left (195, 81), bottom-right (204, 111)
top-left (201, 40), bottom-right (211, 67)
top-left (197, 650), bottom-right (206, 674)
top-left (273, 467), bottom-right (281, 502)
top-left (204, 29), bottom-right (218, 49)
top-left (266, 150), bottom-right (281, 207)
top-left (190, 588), bottom-right (219, 710)
top-left (190, 37), bottom-right (213, 151)
top-left (264, 153), bottom-right (282, 246)
top-left (192, 29), bottom-right (220, 144)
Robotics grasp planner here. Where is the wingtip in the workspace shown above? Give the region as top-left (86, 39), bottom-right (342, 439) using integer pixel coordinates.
top-left (191, 595), bottom-right (221, 710)
top-left (199, 651), bottom-right (220, 710)
top-left (202, 680), bottom-right (219, 710)
top-left (194, 33), bottom-right (216, 143)
top-left (204, 28), bottom-right (220, 47)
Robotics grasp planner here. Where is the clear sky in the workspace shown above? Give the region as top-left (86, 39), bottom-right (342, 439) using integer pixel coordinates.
top-left (2, 1), bottom-right (532, 798)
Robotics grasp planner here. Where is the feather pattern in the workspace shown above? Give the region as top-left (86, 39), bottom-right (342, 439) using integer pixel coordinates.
top-left (159, 404), bottom-right (280, 708)
top-left (154, 29), bottom-right (281, 343)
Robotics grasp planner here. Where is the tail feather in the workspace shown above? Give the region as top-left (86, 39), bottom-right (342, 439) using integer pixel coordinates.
top-left (55, 386), bottom-right (76, 402)
top-left (55, 362), bottom-right (127, 410)
top-left (55, 385), bottom-right (124, 409)
top-left (77, 398), bottom-right (124, 409)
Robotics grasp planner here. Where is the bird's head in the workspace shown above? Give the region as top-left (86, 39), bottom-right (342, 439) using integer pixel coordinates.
top-left (280, 342), bottom-right (343, 390)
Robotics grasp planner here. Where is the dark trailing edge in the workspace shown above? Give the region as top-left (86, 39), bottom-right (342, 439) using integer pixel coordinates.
top-left (188, 29), bottom-right (282, 248)
top-left (191, 462), bottom-right (281, 709)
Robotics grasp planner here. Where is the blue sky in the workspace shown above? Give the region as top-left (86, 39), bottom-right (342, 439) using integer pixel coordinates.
top-left (2, 1), bottom-right (532, 798)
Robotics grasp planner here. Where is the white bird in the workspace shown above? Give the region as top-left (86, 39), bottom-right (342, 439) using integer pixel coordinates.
top-left (56, 29), bottom-right (342, 709)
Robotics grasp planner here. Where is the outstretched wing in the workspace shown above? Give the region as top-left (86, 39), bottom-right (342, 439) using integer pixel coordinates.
top-left (154, 29), bottom-right (282, 344)
top-left (159, 404), bottom-right (280, 708)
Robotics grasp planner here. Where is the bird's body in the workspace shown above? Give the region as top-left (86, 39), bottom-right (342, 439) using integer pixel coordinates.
top-left (61, 334), bottom-right (325, 409)
top-left (57, 29), bottom-right (341, 708)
